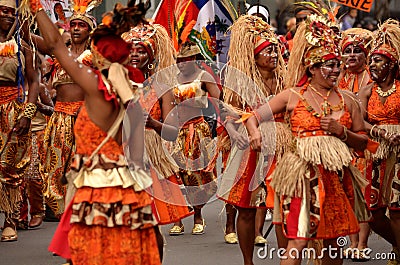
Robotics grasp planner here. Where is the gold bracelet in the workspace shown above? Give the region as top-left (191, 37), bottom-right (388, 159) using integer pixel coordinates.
top-left (23, 102), bottom-right (37, 119)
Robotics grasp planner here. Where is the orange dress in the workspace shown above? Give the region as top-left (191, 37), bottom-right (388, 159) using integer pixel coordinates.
top-left (67, 105), bottom-right (160, 265)
top-left (271, 86), bottom-right (359, 239)
top-left (140, 88), bottom-right (193, 224)
top-left (365, 80), bottom-right (400, 210)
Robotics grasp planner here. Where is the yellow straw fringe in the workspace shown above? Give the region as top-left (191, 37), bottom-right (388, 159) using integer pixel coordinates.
top-left (296, 136), bottom-right (353, 172)
top-left (269, 151), bottom-right (309, 197)
top-left (145, 130), bottom-right (179, 179)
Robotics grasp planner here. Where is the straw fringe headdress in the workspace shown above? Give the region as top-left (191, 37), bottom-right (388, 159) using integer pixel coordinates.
top-left (224, 15), bottom-right (286, 109)
top-left (370, 19), bottom-right (400, 64)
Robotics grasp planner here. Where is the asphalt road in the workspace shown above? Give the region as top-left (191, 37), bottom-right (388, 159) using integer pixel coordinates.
top-left (0, 199), bottom-right (393, 265)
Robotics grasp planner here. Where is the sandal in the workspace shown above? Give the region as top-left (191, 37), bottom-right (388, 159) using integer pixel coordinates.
top-left (343, 247), bottom-right (354, 259)
top-left (192, 219), bottom-right (206, 235)
top-left (169, 225), bottom-right (184, 236)
top-left (1, 227), bottom-right (18, 242)
top-left (224, 232), bottom-right (238, 244)
top-left (351, 248), bottom-right (371, 262)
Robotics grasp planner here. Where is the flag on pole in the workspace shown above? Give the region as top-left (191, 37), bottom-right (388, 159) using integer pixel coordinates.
top-left (153, 0), bottom-right (237, 63)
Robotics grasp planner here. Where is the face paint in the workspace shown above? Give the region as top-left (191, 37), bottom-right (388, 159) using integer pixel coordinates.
top-left (369, 54), bottom-right (393, 82)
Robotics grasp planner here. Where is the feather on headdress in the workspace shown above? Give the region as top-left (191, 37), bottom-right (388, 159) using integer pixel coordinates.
top-left (70, 0), bottom-right (103, 29)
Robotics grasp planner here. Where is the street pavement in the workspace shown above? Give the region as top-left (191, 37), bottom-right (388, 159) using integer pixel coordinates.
top-left (0, 199), bottom-right (393, 265)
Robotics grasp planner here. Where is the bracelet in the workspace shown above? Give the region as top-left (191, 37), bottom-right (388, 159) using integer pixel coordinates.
top-left (22, 102), bottom-right (37, 119)
top-left (370, 124), bottom-right (378, 138)
top-left (384, 130), bottom-right (392, 140)
top-left (252, 110), bottom-right (262, 122)
top-left (339, 126), bottom-right (348, 142)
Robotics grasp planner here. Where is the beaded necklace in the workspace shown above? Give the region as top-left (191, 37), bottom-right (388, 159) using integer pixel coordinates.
top-left (375, 81), bottom-right (396, 97)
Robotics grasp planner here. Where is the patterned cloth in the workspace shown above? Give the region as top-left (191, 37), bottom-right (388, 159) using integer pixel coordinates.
top-left (0, 87), bottom-right (31, 225)
top-left (42, 101), bottom-right (83, 216)
top-left (19, 130), bottom-right (46, 225)
top-left (172, 117), bottom-right (218, 206)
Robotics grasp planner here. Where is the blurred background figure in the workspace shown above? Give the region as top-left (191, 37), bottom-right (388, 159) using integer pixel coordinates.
top-left (341, 8), bottom-right (359, 31)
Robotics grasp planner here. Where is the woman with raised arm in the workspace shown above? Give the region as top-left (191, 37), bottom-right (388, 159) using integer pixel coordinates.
top-left (0, 0), bottom-right (39, 242)
top-left (218, 15), bottom-right (289, 264)
top-left (122, 22), bottom-right (193, 239)
top-left (358, 19), bottom-right (400, 264)
top-left (22, 3), bottom-right (97, 218)
top-left (30, 0), bottom-right (161, 264)
top-left (246, 14), bottom-right (368, 265)
top-left (338, 27), bottom-right (373, 261)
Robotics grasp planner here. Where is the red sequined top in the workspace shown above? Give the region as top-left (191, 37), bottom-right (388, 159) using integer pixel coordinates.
top-left (367, 80), bottom-right (400, 125)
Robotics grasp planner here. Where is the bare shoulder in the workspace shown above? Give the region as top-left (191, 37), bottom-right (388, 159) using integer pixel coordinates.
top-left (340, 89), bottom-right (360, 109)
top-left (358, 82), bottom-right (374, 98)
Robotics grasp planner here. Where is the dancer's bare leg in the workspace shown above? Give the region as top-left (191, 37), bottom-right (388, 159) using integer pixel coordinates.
top-left (237, 207), bottom-right (256, 265)
top-left (369, 208), bottom-right (396, 246)
top-left (275, 224), bottom-right (288, 249)
top-left (280, 239), bottom-right (308, 265)
top-left (225, 203), bottom-right (237, 234)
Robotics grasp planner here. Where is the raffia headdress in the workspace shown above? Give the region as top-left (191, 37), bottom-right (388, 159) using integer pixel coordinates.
top-left (286, 14), bottom-right (341, 88)
top-left (341, 28), bottom-right (373, 55)
top-left (224, 15), bottom-right (286, 108)
top-left (370, 19), bottom-right (400, 63)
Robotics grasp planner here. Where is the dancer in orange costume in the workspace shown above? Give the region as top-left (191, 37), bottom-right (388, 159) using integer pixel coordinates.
top-left (338, 27), bottom-right (374, 261)
top-left (218, 15), bottom-right (290, 264)
top-left (358, 19), bottom-right (400, 265)
top-left (31, 0), bottom-right (161, 264)
top-left (246, 14), bottom-right (369, 265)
top-left (122, 23), bottom-right (193, 235)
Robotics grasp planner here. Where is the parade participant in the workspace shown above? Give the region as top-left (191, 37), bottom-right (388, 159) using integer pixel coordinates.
top-left (246, 14), bottom-right (369, 265)
top-left (339, 28), bottom-right (373, 94)
top-left (171, 41), bottom-right (220, 235)
top-left (122, 22), bottom-right (193, 236)
top-left (218, 15), bottom-right (289, 264)
top-left (30, 0), bottom-right (161, 263)
top-left (32, 0), bottom-right (96, 217)
top-left (0, 0), bottom-right (39, 242)
top-left (19, 64), bottom-right (54, 229)
top-left (358, 19), bottom-right (400, 265)
top-left (338, 27), bottom-right (373, 261)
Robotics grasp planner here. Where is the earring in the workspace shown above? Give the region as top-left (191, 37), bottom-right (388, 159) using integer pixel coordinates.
top-left (148, 63), bottom-right (154, 70)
